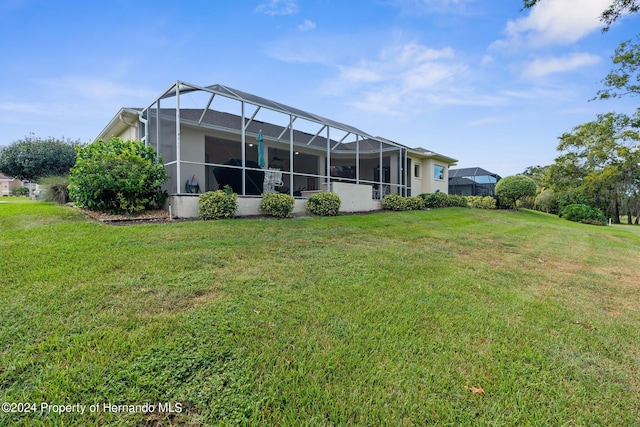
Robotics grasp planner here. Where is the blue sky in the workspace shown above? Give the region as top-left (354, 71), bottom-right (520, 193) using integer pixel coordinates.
top-left (0, 0), bottom-right (638, 176)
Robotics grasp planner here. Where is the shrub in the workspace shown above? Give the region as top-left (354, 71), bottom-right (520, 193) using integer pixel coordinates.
top-left (447, 194), bottom-right (467, 207)
top-left (495, 175), bottom-right (537, 210)
top-left (406, 196), bottom-right (425, 210)
top-left (306, 192), bottom-right (341, 216)
top-left (12, 186), bottom-right (29, 196)
top-left (420, 192), bottom-right (448, 209)
top-left (69, 138), bottom-right (168, 215)
top-left (466, 196), bottom-right (482, 208)
top-left (466, 195), bottom-right (496, 209)
top-left (261, 192), bottom-right (295, 218)
top-left (534, 190), bottom-right (559, 214)
top-left (382, 194), bottom-right (408, 211)
top-left (481, 196), bottom-right (497, 209)
top-left (556, 189), bottom-right (594, 212)
top-left (41, 175), bottom-right (70, 205)
top-left (559, 204), bottom-right (606, 225)
top-left (199, 187), bottom-right (238, 219)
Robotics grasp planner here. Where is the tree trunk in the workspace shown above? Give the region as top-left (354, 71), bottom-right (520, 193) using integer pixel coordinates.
top-left (613, 199), bottom-right (621, 224)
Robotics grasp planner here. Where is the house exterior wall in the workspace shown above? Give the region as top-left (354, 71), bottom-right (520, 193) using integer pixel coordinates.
top-left (1, 178), bottom-right (21, 196)
top-left (406, 156), bottom-right (450, 194)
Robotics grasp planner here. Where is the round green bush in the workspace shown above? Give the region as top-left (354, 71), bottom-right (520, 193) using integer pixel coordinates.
top-left (306, 192), bottom-right (341, 216)
top-left (199, 189), bottom-right (238, 219)
top-left (382, 194), bottom-right (408, 211)
top-left (480, 196), bottom-right (497, 210)
top-left (559, 204), bottom-right (606, 225)
top-left (406, 196), bottom-right (425, 210)
top-left (69, 137), bottom-right (167, 214)
top-left (261, 192), bottom-right (295, 218)
top-left (534, 190), bottom-right (558, 214)
top-left (495, 175), bottom-right (537, 210)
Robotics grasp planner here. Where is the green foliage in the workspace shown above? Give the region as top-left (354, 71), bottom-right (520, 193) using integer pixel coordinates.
top-left (11, 186), bottom-right (29, 196)
top-left (199, 189), bottom-right (238, 219)
top-left (559, 204), bottom-right (607, 225)
top-left (382, 194), bottom-right (408, 211)
top-left (0, 134), bottom-right (79, 182)
top-left (420, 192), bottom-right (449, 208)
top-left (420, 192), bottom-right (467, 209)
top-left (495, 175), bottom-right (537, 210)
top-left (69, 137), bottom-right (168, 215)
top-left (260, 192), bottom-right (295, 218)
top-left (306, 192), bottom-right (341, 216)
top-left (467, 196), bottom-right (497, 209)
top-left (595, 35), bottom-right (640, 100)
top-left (534, 190), bottom-right (559, 214)
top-left (41, 175), bottom-right (70, 205)
top-left (406, 196), bottom-right (425, 210)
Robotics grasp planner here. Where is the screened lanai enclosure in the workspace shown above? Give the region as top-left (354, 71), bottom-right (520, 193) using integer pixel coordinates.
top-left (140, 82), bottom-right (409, 204)
top-left (448, 167), bottom-right (501, 196)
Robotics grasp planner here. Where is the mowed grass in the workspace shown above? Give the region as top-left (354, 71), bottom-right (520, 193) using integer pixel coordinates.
top-left (1, 199), bottom-right (639, 426)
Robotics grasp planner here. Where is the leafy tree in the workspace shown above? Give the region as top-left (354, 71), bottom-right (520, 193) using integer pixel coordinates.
top-left (522, 0), bottom-right (638, 31)
top-left (69, 137), bottom-right (168, 214)
top-left (554, 110), bottom-right (640, 223)
top-left (595, 35), bottom-right (640, 101)
top-left (0, 134), bottom-right (79, 182)
top-left (495, 175), bottom-right (537, 210)
top-left (521, 165), bottom-right (551, 188)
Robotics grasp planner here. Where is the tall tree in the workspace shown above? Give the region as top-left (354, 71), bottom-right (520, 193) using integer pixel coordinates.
top-left (0, 134), bottom-right (80, 182)
top-left (554, 111), bottom-right (640, 223)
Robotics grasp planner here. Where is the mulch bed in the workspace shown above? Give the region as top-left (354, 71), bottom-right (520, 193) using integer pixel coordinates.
top-left (78, 208), bottom-right (177, 225)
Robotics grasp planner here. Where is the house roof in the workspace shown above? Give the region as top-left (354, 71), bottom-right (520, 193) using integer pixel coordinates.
top-left (449, 167), bottom-right (501, 179)
top-left (0, 173), bottom-right (16, 181)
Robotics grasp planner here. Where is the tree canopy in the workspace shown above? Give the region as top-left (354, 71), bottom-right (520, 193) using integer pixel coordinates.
top-left (595, 35), bottom-right (640, 101)
top-left (0, 135), bottom-right (80, 182)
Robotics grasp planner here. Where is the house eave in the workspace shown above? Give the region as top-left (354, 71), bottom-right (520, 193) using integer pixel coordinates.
top-left (95, 108), bottom-right (141, 142)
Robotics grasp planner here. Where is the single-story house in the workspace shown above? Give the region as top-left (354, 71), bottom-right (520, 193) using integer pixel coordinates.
top-left (0, 173), bottom-right (21, 196)
top-left (448, 167), bottom-right (501, 196)
top-left (97, 81), bottom-right (457, 217)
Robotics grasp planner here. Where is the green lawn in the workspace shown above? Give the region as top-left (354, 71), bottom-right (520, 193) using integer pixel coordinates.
top-left (1, 199), bottom-right (639, 426)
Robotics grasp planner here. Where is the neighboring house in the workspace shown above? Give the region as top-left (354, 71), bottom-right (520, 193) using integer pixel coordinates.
top-left (97, 81), bottom-right (457, 217)
top-left (448, 167), bottom-right (501, 196)
top-left (0, 173), bottom-right (22, 196)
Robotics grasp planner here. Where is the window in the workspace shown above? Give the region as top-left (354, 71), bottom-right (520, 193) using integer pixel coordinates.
top-left (434, 165), bottom-right (444, 180)
top-left (414, 164), bottom-right (420, 178)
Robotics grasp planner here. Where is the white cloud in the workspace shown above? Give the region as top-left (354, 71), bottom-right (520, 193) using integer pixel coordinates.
top-left (495, 0), bottom-right (609, 48)
top-left (255, 0), bottom-right (298, 16)
top-left (523, 53), bottom-right (601, 77)
top-left (298, 19), bottom-right (316, 32)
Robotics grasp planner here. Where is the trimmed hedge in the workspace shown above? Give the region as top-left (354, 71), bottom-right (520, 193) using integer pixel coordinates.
top-left (199, 188), bottom-right (238, 219)
top-left (382, 194), bottom-right (409, 211)
top-left (419, 192), bottom-right (468, 209)
top-left (261, 192), bottom-right (295, 218)
top-left (306, 192), bottom-right (341, 216)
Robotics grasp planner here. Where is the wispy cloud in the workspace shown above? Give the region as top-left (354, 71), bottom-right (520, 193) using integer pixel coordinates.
top-left (255, 0), bottom-right (298, 16)
top-left (493, 0), bottom-right (609, 49)
top-left (298, 19), bottom-right (316, 32)
top-left (523, 53), bottom-right (601, 77)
